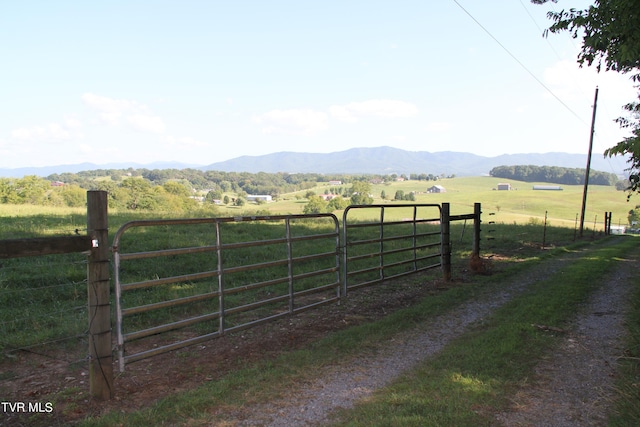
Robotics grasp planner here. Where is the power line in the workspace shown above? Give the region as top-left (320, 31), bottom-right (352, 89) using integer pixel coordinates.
top-left (451, 0), bottom-right (586, 125)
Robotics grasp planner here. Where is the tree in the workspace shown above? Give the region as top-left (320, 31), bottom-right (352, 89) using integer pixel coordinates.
top-left (120, 177), bottom-right (156, 210)
top-left (533, 0), bottom-right (640, 197)
top-left (303, 195), bottom-right (327, 214)
top-left (60, 184), bottom-right (87, 207)
top-left (326, 197), bottom-right (349, 212)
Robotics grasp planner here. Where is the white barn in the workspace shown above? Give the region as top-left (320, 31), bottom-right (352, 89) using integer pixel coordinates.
top-left (246, 195), bottom-right (273, 202)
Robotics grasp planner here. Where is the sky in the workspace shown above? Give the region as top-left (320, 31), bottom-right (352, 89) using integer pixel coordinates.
top-left (1, 0), bottom-right (637, 172)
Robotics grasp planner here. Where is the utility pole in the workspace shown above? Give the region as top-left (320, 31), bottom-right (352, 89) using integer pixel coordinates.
top-left (579, 86), bottom-right (598, 237)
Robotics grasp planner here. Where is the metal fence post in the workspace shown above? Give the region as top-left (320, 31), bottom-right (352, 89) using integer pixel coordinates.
top-left (473, 202), bottom-right (481, 257)
top-left (441, 202), bottom-right (451, 281)
top-left (87, 191), bottom-right (113, 400)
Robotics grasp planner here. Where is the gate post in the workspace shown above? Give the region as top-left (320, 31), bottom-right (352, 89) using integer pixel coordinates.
top-left (441, 203), bottom-right (451, 281)
top-left (473, 202), bottom-right (481, 257)
top-left (87, 191), bottom-right (113, 400)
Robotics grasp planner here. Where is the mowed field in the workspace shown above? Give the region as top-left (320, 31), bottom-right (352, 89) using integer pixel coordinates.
top-left (218, 176), bottom-right (633, 231)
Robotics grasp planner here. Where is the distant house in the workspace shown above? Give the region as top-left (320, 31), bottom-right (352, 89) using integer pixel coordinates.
top-left (428, 185), bottom-right (446, 193)
top-left (328, 180), bottom-right (342, 185)
top-left (246, 195), bottom-right (273, 202)
top-left (533, 185), bottom-right (563, 191)
top-left (497, 183), bottom-right (511, 191)
top-left (50, 181), bottom-right (64, 187)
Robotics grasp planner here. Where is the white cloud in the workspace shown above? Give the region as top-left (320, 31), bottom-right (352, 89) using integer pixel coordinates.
top-left (543, 59), bottom-right (635, 104)
top-left (82, 93), bottom-right (166, 134)
top-left (330, 99), bottom-right (419, 122)
top-left (253, 109), bottom-right (329, 135)
top-left (11, 115), bottom-right (83, 142)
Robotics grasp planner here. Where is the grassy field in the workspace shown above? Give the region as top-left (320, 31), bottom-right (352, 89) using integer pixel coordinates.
top-left (0, 175), bottom-right (633, 231)
top-left (1, 179), bottom-right (638, 426)
top-left (213, 176), bottom-right (632, 230)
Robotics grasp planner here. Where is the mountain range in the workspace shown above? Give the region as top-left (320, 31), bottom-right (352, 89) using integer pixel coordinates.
top-left (0, 146), bottom-right (627, 178)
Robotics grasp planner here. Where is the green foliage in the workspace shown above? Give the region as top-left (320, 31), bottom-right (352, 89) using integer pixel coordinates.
top-left (60, 184), bottom-right (87, 207)
top-left (629, 205), bottom-right (640, 225)
top-left (0, 176), bottom-right (50, 204)
top-left (327, 196), bottom-right (349, 212)
top-left (303, 195), bottom-right (328, 214)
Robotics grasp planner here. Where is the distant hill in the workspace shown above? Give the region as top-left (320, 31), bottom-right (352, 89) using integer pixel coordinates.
top-left (200, 147), bottom-right (624, 177)
top-left (0, 146), bottom-right (626, 178)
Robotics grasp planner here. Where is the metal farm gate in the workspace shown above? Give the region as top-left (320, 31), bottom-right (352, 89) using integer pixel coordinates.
top-left (112, 203), bottom-right (479, 372)
top-left (112, 214), bottom-right (341, 371)
top-left (342, 204), bottom-right (444, 293)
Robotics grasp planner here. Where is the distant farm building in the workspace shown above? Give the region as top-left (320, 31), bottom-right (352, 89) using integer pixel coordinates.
top-left (428, 185), bottom-right (446, 193)
top-left (497, 183), bottom-right (511, 191)
top-left (610, 226), bottom-right (626, 235)
top-left (246, 195), bottom-right (273, 202)
top-left (50, 181), bottom-right (64, 187)
top-left (532, 185), bottom-right (563, 191)
top-left (328, 180), bottom-right (342, 185)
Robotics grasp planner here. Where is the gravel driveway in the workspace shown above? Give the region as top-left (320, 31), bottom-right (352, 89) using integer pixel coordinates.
top-left (230, 244), bottom-right (636, 426)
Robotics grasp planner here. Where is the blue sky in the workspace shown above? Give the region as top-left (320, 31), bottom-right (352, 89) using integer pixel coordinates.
top-left (0, 0), bottom-right (637, 171)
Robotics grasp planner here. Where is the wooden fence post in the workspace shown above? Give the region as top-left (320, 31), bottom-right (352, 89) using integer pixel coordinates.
top-left (473, 202), bottom-right (481, 257)
top-left (441, 202), bottom-right (451, 281)
top-left (87, 191), bottom-right (113, 400)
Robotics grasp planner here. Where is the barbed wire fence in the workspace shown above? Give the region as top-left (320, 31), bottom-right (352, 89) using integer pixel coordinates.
top-left (0, 253), bottom-right (90, 375)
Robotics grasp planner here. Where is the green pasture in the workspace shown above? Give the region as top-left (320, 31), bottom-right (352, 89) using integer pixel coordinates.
top-left (0, 175), bottom-right (633, 231)
top-left (367, 176), bottom-right (631, 229)
top-left (214, 176), bottom-right (632, 230)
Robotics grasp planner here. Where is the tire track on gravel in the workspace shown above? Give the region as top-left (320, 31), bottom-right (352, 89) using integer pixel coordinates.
top-left (495, 250), bottom-right (637, 426)
top-left (230, 246), bottom-right (602, 427)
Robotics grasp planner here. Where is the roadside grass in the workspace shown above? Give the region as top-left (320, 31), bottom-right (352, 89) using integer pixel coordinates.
top-left (328, 236), bottom-right (640, 426)
top-left (75, 236), bottom-right (632, 426)
top-left (609, 255), bottom-right (640, 426)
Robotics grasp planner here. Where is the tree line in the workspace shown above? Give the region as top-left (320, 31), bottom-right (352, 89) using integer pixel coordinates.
top-left (0, 169), bottom-right (440, 212)
top-left (489, 165), bottom-right (619, 186)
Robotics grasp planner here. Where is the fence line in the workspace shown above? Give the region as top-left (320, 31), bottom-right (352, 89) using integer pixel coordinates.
top-left (1, 196), bottom-right (481, 400)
